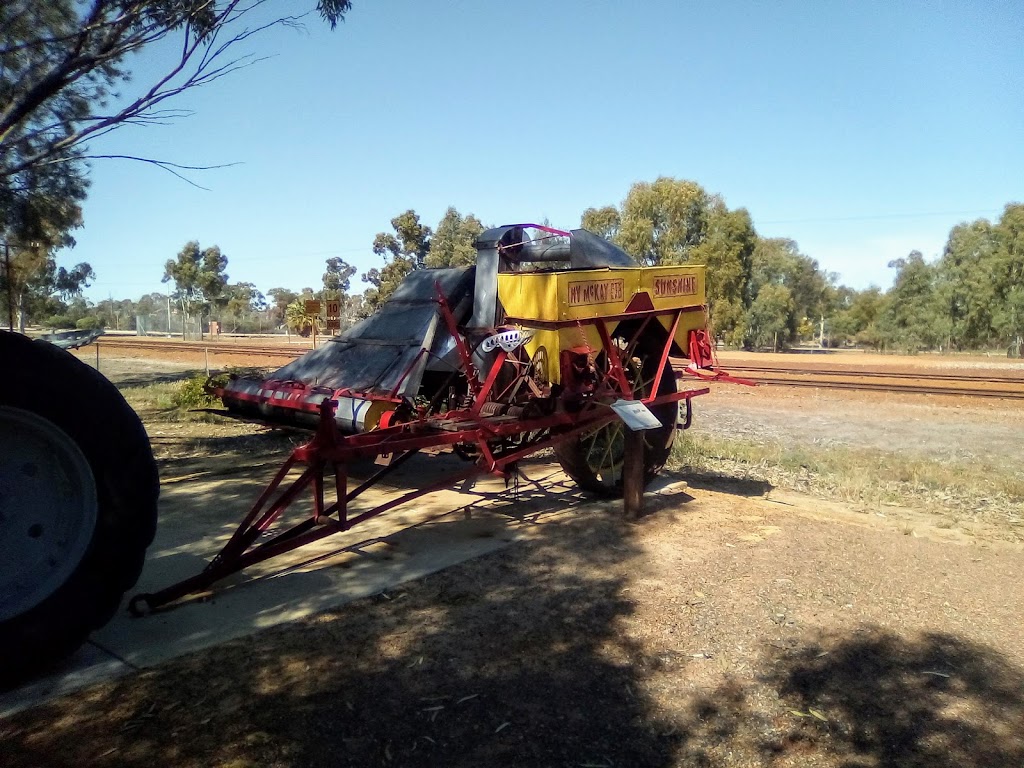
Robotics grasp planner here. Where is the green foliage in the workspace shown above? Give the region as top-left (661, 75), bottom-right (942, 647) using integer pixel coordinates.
top-left (829, 287), bottom-right (885, 346)
top-left (372, 210), bottom-right (432, 267)
top-left (172, 373), bottom-right (222, 409)
top-left (746, 283), bottom-right (794, 350)
top-left (161, 241), bottom-right (229, 332)
top-left (857, 203), bottom-right (1024, 353)
top-left (2, 3), bottom-right (352, 333)
top-left (580, 206), bottom-right (621, 239)
top-left (0, 3), bottom-right (92, 249)
top-left (43, 315), bottom-right (73, 330)
top-left (285, 299), bottom-right (321, 336)
top-left (362, 210), bottom-right (431, 314)
top-left (744, 238), bottom-right (831, 347)
top-left (362, 207), bottom-right (484, 313)
top-left (75, 315), bottom-right (104, 330)
top-left (267, 287), bottom-right (299, 327)
top-left (0, 2), bottom-right (353, 186)
top-left (323, 258), bottom-right (356, 293)
top-left (991, 203), bottom-right (1024, 350)
top-left (615, 177), bottom-right (713, 266)
top-left (876, 251), bottom-right (941, 353)
top-left (583, 178), bottom-right (756, 342)
top-left (690, 204), bottom-right (757, 345)
top-left (0, 244), bottom-right (95, 331)
top-left (426, 208), bottom-right (484, 268)
top-left (221, 282), bottom-right (267, 332)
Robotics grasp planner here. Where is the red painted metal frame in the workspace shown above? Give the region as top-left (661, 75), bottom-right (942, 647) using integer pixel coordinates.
top-left (131, 297), bottom-right (716, 614)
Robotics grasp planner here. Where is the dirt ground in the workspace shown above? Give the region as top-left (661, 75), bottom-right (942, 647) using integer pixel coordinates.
top-left (4, 353), bottom-right (1024, 767)
top-left (693, 384), bottom-right (1024, 474)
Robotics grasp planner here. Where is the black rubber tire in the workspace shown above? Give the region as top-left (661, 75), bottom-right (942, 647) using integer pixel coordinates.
top-left (0, 332), bottom-right (158, 686)
top-left (555, 344), bottom-right (677, 497)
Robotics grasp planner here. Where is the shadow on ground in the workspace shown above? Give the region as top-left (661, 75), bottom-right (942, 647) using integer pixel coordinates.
top-left (667, 627), bottom-right (1024, 767)
top-left (678, 469), bottom-right (773, 497)
top-left (765, 629), bottom-right (1024, 766)
top-left (3, 508), bottom-right (686, 767)
top-left (3, 435), bottom-right (1021, 766)
top-left (111, 370), bottom-right (199, 387)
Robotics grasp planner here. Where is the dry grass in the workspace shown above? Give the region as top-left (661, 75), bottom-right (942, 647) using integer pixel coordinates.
top-left (671, 434), bottom-right (1024, 541)
top-left (118, 380), bottom-right (220, 424)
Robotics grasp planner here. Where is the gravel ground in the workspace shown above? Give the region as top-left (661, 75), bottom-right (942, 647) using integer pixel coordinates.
top-left (690, 384), bottom-right (1024, 472)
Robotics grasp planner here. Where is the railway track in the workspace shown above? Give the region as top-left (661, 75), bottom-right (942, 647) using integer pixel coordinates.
top-left (711, 361), bottom-right (1024, 399)
top-left (717, 362), bottom-right (1024, 385)
top-left (96, 336), bottom-right (1024, 400)
top-left (729, 375), bottom-right (1024, 400)
top-left (97, 336), bottom-right (306, 359)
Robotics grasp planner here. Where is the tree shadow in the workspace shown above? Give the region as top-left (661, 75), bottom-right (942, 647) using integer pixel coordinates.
top-left (761, 627), bottom-right (1024, 767)
top-left (2, 507), bottom-right (690, 767)
top-left (680, 470), bottom-right (773, 497)
top-left (112, 370), bottom-right (199, 387)
top-left (661, 627), bottom-right (1024, 767)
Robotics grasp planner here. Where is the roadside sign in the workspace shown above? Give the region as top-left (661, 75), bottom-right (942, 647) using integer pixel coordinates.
top-left (325, 294), bottom-right (341, 332)
top-left (304, 299), bottom-right (321, 315)
top-left (610, 398), bottom-right (663, 431)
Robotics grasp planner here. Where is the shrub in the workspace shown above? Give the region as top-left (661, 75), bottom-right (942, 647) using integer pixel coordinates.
top-left (43, 315), bottom-right (74, 330)
top-left (171, 373), bottom-right (225, 409)
top-left (75, 315), bottom-right (104, 330)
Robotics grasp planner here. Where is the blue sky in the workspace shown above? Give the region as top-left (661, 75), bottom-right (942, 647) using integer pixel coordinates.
top-left (69, 0), bottom-right (1023, 301)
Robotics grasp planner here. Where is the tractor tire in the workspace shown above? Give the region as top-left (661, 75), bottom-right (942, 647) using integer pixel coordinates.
top-left (0, 332), bottom-right (158, 685)
top-left (555, 344), bottom-right (677, 497)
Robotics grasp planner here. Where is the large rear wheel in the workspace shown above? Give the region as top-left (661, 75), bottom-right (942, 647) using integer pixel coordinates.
top-left (555, 339), bottom-right (677, 496)
top-left (0, 332), bottom-right (158, 685)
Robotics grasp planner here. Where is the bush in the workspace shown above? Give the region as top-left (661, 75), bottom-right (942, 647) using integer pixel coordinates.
top-left (43, 315), bottom-right (74, 330)
top-left (75, 315), bottom-right (104, 330)
top-left (171, 373), bottom-right (224, 409)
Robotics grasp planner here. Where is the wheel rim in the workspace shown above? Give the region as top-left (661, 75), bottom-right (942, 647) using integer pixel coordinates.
top-left (0, 405), bottom-right (98, 621)
top-left (576, 343), bottom-right (675, 488)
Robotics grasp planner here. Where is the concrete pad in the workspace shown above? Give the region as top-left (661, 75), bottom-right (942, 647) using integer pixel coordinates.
top-left (0, 643), bottom-right (130, 719)
top-left (0, 453), bottom-right (695, 716)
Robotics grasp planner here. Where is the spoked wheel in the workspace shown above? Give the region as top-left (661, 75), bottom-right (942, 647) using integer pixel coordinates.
top-left (555, 338), bottom-right (678, 496)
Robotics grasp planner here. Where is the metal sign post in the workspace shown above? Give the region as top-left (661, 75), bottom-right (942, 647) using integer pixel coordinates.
top-left (611, 400), bottom-right (661, 521)
top-left (305, 300), bottom-right (321, 347)
top-left (623, 430), bottom-right (645, 520)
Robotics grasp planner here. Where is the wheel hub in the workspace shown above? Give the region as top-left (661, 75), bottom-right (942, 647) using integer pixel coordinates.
top-left (0, 405), bottom-right (98, 621)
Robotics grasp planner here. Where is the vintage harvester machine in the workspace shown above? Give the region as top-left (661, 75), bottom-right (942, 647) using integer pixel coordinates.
top-left (130, 224), bottom-right (744, 613)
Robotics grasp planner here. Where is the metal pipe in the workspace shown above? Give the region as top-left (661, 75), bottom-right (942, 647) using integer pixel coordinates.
top-left (514, 241), bottom-right (571, 263)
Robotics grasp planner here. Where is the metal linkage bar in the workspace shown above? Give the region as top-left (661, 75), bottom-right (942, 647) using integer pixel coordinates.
top-left (128, 393), bottom-right (643, 612)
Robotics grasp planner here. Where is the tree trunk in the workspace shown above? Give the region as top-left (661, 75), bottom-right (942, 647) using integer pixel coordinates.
top-left (17, 291), bottom-right (26, 334)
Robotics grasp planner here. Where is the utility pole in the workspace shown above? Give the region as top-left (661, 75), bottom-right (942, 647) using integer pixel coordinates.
top-left (166, 296), bottom-right (171, 336)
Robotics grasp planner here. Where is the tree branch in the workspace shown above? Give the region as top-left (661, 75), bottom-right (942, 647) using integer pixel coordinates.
top-left (1, 1), bottom-right (350, 182)
top-left (79, 154), bottom-right (243, 190)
